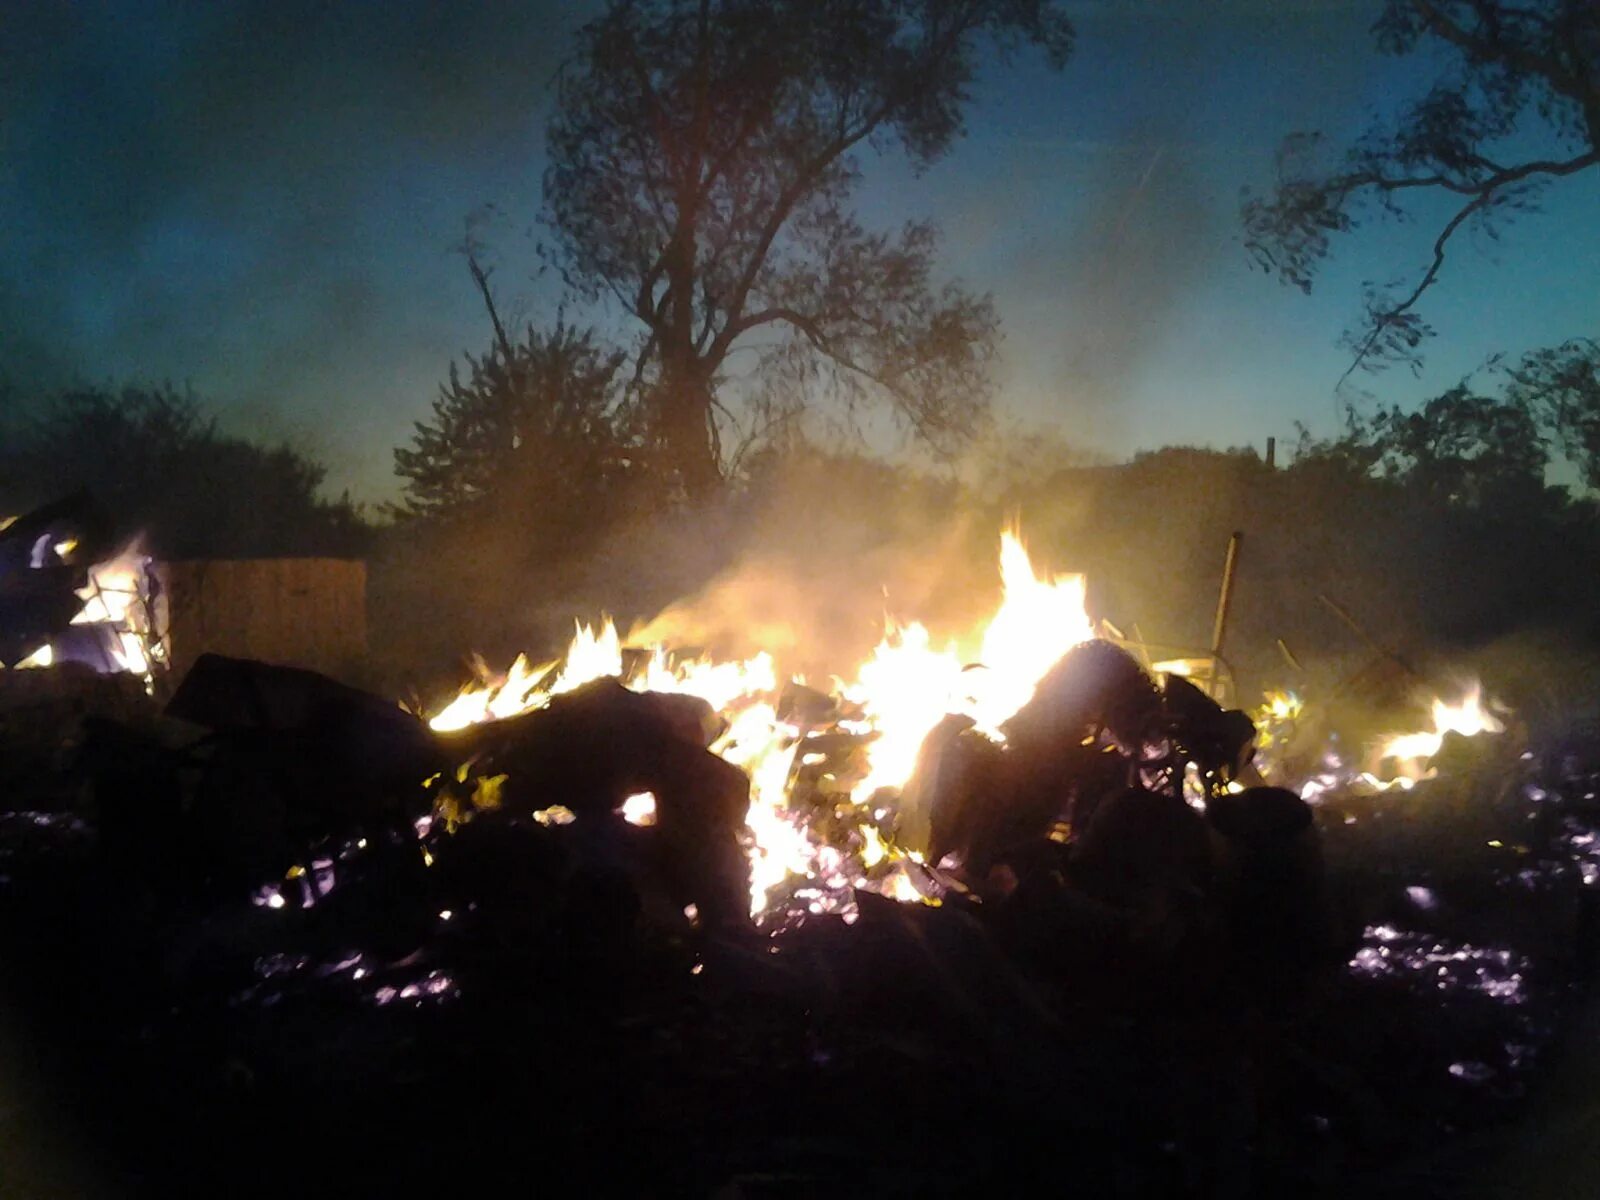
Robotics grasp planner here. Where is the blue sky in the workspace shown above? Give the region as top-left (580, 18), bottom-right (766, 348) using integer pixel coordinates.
top-left (3, 0), bottom-right (1595, 497)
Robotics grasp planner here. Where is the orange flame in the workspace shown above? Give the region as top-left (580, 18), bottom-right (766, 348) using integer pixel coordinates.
top-left (425, 527), bottom-right (1095, 917)
top-left (1374, 682), bottom-right (1505, 782)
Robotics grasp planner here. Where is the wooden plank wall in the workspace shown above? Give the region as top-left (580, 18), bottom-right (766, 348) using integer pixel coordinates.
top-left (155, 559), bottom-right (367, 682)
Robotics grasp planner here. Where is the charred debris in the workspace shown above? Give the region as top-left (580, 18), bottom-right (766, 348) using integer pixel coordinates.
top-left (1, 497), bottom-right (1598, 1196)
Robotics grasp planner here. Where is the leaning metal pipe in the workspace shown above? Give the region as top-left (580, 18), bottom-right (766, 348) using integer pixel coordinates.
top-left (1209, 532), bottom-right (1242, 699)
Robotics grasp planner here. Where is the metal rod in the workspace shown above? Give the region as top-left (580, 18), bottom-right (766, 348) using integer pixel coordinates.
top-left (1316, 592), bottom-right (1423, 682)
top-left (1210, 532), bottom-right (1243, 703)
top-left (1210, 532), bottom-right (1242, 659)
top-left (1276, 637), bottom-right (1303, 673)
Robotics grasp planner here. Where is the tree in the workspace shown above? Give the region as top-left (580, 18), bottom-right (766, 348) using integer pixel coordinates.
top-left (1243, 0), bottom-right (1598, 380)
top-left (393, 319), bottom-right (634, 521)
top-left (1293, 384), bottom-right (1551, 507)
top-left (0, 385), bottom-right (368, 559)
top-left (542, 0), bottom-right (1074, 496)
top-left (1505, 336), bottom-right (1600, 486)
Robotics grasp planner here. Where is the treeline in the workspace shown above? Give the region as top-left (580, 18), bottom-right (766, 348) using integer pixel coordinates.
top-left (376, 327), bottom-right (1600, 695)
top-left (6, 372), bottom-right (1600, 700)
top-left (0, 384), bottom-right (368, 560)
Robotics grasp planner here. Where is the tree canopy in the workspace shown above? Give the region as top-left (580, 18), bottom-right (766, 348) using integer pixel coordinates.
top-left (1294, 383), bottom-right (1554, 508)
top-left (542, 0), bottom-right (1074, 496)
top-left (393, 320), bottom-right (635, 522)
top-left (0, 385), bottom-right (368, 559)
top-left (1243, 0), bottom-right (1598, 379)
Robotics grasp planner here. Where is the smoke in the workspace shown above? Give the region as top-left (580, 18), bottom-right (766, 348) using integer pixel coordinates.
top-left (1015, 132), bottom-right (1221, 446)
top-left (535, 455), bottom-right (1009, 682)
top-left (0, 0), bottom-right (600, 496)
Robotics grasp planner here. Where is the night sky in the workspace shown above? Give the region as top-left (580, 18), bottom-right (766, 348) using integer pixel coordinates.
top-left (4, 0), bottom-right (1597, 499)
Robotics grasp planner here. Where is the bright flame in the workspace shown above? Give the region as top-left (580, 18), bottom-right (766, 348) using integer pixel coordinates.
top-left (846, 621), bottom-right (965, 799)
top-left (970, 529), bottom-right (1097, 730)
top-left (620, 792), bottom-right (657, 826)
top-left (1375, 682), bottom-right (1505, 781)
top-left (551, 619), bottom-right (624, 694)
top-left (16, 643), bottom-right (54, 669)
top-left (2, 542), bottom-right (159, 680)
top-left (429, 653), bottom-right (553, 732)
top-left (425, 527), bottom-right (1097, 919)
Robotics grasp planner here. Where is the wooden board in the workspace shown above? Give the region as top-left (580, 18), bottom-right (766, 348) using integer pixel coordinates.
top-left (155, 559), bottom-right (366, 683)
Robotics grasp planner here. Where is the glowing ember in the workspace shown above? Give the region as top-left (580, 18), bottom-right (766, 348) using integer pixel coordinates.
top-left (620, 792), bottom-right (658, 826)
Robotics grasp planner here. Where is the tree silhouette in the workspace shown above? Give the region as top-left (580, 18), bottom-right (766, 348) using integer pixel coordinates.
top-left (0, 385), bottom-right (367, 559)
top-left (1243, 0), bottom-right (1598, 380)
top-left (394, 320), bottom-right (634, 521)
top-left (1505, 336), bottom-right (1600, 487)
top-left (542, 0), bottom-right (1073, 496)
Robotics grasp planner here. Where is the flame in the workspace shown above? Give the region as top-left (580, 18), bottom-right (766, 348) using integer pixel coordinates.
top-left (1, 542), bottom-right (159, 680)
top-left (1379, 683), bottom-right (1504, 763)
top-left (551, 619), bottom-right (624, 693)
top-left (1375, 682), bottom-right (1505, 782)
top-left (425, 527), bottom-right (1096, 919)
top-left (71, 545), bottom-right (159, 678)
top-left (429, 654), bottom-right (553, 732)
top-left (969, 529), bottom-right (1096, 729)
top-left (845, 621), bottom-right (965, 799)
top-left (16, 643), bottom-right (54, 669)
top-left (620, 792), bottom-right (657, 826)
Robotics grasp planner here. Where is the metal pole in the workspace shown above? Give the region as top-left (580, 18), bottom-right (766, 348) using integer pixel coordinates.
top-left (1210, 532), bottom-right (1242, 699)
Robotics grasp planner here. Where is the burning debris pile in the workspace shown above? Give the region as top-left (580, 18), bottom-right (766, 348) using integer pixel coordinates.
top-left (0, 522), bottom-right (1593, 1194)
top-left (0, 491), bottom-right (162, 682)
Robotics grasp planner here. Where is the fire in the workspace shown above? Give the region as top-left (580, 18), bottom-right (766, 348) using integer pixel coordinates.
top-left (425, 527), bottom-right (1097, 918)
top-left (1373, 682), bottom-right (1506, 783)
top-left (71, 544), bottom-right (159, 676)
top-left (0, 536), bottom-right (160, 682)
top-left (16, 644), bottom-right (54, 670)
top-left (428, 654), bottom-right (553, 732)
top-left (970, 529), bottom-right (1097, 728)
top-left (844, 620), bottom-right (965, 800)
top-left (620, 792), bottom-right (657, 826)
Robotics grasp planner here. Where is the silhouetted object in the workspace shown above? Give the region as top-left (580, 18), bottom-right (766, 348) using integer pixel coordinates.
top-left (1003, 639), bottom-right (1161, 755)
top-left (393, 320), bottom-right (636, 522)
top-left (0, 385), bottom-right (368, 560)
top-left (1161, 673), bottom-right (1257, 784)
top-left (1206, 786), bottom-right (1331, 1014)
top-left (1244, 0), bottom-right (1599, 379)
top-left (160, 654), bottom-right (445, 885)
top-left (911, 641), bottom-right (1262, 887)
top-left (543, 0), bottom-right (1072, 493)
top-left (445, 677), bottom-right (751, 925)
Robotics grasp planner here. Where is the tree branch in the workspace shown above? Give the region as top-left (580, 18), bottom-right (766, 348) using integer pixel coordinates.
top-left (466, 249), bottom-right (513, 362)
top-left (1341, 147), bottom-right (1598, 381)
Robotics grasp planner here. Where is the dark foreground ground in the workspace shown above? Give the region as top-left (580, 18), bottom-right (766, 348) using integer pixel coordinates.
top-left (3, 696), bottom-right (1600, 1198)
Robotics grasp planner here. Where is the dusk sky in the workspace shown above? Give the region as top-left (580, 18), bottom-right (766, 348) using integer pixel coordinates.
top-left (4, 0), bottom-right (1597, 499)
